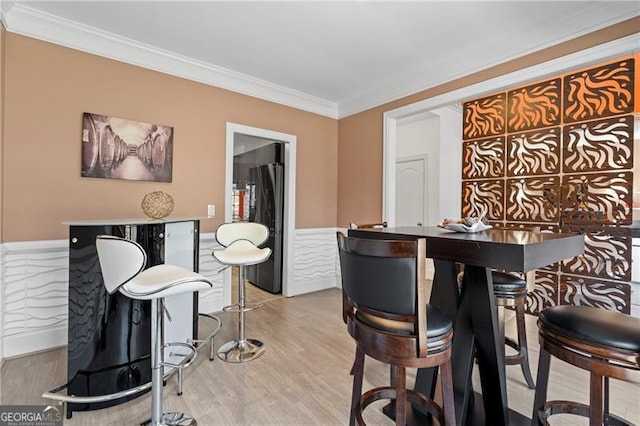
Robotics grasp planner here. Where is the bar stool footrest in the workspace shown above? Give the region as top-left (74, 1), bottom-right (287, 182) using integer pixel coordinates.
top-left (163, 342), bottom-right (198, 370)
top-left (191, 313), bottom-right (223, 361)
top-left (504, 337), bottom-right (525, 364)
top-left (357, 386), bottom-right (445, 426)
top-left (539, 401), bottom-right (634, 426)
top-left (222, 302), bottom-right (262, 313)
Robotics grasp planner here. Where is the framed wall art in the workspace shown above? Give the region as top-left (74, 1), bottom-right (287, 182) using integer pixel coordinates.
top-left (81, 112), bottom-right (173, 182)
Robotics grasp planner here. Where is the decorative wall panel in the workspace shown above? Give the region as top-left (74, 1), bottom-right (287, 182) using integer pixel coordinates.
top-left (563, 58), bottom-right (634, 123)
top-left (461, 179), bottom-right (504, 220)
top-left (293, 228), bottom-right (342, 296)
top-left (462, 55), bottom-right (635, 315)
top-left (197, 236), bottom-right (225, 314)
top-left (506, 176), bottom-right (559, 223)
top-left (463, 93), bottom-right (505, 140)
top-left (561, 225), bottom-right (632, 282)
top-left (507, 78), bottom-right (561, 133)
top-left (560, 172), bottom-right (632, 225)
top-left (462, 137), bottom-right (505, 179)
top-left (562, 115), bottom-right (634, 173)
top-left (560, 274), bottom-right (630, 314)
top-left (525, 271), bottom-right (558, 315)
top-left (507, 127), bottom-right (561, 177)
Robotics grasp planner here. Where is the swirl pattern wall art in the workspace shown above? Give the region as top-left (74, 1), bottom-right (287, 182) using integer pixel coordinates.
top-left (461, 54), bottom-right (637, 314)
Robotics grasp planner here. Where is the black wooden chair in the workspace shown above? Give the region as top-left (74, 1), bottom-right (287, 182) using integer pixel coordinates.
top-left (532, 305), bottom-right (640, 425)
top-left (337, 232), bottom-right (455, 426)
top-left (457, 269), bottom-right (535, 389)
top-left (492, 271), bottom-right (536, 389)
top-left (348, 221), bottom-right (388, 230)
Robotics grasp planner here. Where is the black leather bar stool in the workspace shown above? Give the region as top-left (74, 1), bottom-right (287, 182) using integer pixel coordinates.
top-left (337, 232), bottom-right (455, 426)
top-left (348, 221), bottom-right (388, 230)
top-left (492, 271), bottom-right (536, 389)
top-left (458, 270), bottom-right (536, 389)
top-left (532, 305), bottom-right (640, 425)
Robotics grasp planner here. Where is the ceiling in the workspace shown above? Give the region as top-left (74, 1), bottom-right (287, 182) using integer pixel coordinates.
top-left (2, 1), bottom-right (639, 118)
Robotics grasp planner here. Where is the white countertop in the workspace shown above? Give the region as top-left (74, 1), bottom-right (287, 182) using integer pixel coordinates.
top-left (63, 216), bottom-right (213, 226)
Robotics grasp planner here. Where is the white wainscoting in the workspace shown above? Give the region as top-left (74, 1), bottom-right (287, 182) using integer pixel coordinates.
top-left (197, 233), bottom-right (225, 314)
top-left (0, 243), bottom-right (4, 365)
top-left (1, 240), bottom-right (69, 359)
top-left (0, 227), bottom-right (341, 359)
top-left (292, 228), bottom-right (341, 296)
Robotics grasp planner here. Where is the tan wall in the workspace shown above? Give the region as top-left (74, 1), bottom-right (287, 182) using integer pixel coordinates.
top-left (2, 34), bottom-right (338, 242)
top-left (0, 25), bottom-right (4, 243)
top-left (337, 17), bottom-right (640, 227)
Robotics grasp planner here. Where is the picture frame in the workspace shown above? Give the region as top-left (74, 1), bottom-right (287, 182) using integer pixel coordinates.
top-left (81, 112), bottom-right (173, 182)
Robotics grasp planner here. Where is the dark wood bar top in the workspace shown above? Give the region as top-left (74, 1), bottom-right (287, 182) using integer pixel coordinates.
top-left (349, 226), bottom-right (585, 272)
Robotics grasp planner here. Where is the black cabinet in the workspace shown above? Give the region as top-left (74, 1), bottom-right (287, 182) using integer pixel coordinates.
top-left (65, 219), bottom-right (199, 417)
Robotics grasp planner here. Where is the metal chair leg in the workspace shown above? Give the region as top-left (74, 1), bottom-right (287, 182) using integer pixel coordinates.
top-left (217, 265), bottom-right (266, 363)
top-left (142, 298), bottom-right (196, 426)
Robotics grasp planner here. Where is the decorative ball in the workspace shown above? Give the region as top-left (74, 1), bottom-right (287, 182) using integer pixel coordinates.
top-left (141, 191), bottom-right (174, 219)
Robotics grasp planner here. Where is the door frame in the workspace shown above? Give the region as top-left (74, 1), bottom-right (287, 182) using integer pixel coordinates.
top-left (225, 122), bottom-right (297, 303)
top-left (383, 36), bottom-right (637, 225)
top-left (396, 154), bottom-right (429, 226)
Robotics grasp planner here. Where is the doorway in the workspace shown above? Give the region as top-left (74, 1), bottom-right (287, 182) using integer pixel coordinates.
top-left (384, 107), bottom-right (462, 227)
top-left (225, 123), bottom-right (296, 307)
top-left (382, 36), bottom-right (634, 226)
top-left (396, 155), bottom-right (428, 227)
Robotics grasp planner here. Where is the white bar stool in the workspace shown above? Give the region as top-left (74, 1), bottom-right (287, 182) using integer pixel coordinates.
top-left (96, 235), bottom-right (213, 426)
top-left (213, 222), bottom-right (271, 363)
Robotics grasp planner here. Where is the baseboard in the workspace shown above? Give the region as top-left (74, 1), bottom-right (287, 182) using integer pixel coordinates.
top-left (3, 326), bottom-right (67, 358)
top-left (289, 276), bottom-right (339, 297)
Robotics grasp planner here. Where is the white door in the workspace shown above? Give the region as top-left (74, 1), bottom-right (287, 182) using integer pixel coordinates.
top-left (396, 156), bottom-right (427, 227)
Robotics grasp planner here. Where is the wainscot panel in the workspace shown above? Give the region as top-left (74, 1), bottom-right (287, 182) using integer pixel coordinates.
top-left (1, 228), bottom-right (342, 358)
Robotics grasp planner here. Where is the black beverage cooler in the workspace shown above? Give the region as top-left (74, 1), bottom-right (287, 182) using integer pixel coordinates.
top-left (64, 219), bottom-right (200, 418)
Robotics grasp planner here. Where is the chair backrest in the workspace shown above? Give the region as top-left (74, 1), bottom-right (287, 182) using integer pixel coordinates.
top-left (96, 235), bottom-right (147, 294)
top-left (215, 222), bottom-right (269, 247)
top-left (349, 221), bottom-right (388, 230)
top-left (337, 232), bottom-right (428, 356)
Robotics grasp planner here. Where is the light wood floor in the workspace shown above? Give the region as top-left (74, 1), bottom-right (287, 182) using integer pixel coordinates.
top-left (1, 288), bottom-right (639, 425)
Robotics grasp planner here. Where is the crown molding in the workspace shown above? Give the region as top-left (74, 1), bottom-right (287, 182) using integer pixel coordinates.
top-left (384, 33), bottom-right (640, 124)
top-left (339, 5), bottom-right (640, 118)
top-left (0, 1), bottom-right (14, 29)
top-left (341, 31), bottom-right (640, 119)
top-left (2, 4), bottom-right (339, 119)
top-left (2, 4), bottom-right (637, 121)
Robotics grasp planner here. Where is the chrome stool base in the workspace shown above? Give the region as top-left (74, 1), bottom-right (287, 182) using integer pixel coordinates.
top-left (142, 412), bottom-right (196, 426)
top-left (217, 339), bottom-right (265, 363)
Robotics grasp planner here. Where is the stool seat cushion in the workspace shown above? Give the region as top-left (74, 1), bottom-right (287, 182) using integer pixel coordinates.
top-left (213, 239), bottom-right (271, 266)
top-left (357, 305), bottom-right (452, 343)
top-left (457, 271), bottom-right (525, 292)
top-left (215, 222), bottom-right (268, 247)
top-left (491, 271), bottom-right (526, 292)
top-left (539, 305), bottom-right (640, 353)
top-left (121, 264), bottom-right (213, 300)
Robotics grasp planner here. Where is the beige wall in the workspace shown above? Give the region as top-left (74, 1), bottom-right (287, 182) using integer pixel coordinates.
top-left (2, 33), bottom-right (338, 242)
top-left (337, 17), bottom-right (640, 227)
top-left (1, 25), bottom-right (5, 243)
top-left (2, 17), bottom-right (638, 241)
